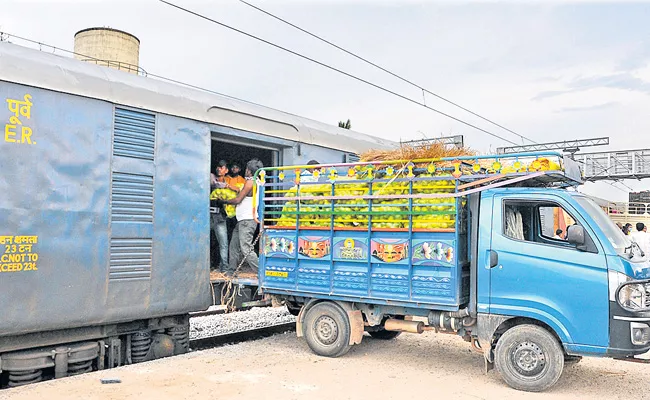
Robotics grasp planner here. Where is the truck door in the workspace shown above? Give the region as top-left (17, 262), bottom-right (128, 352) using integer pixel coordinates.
top-left (488, 193), bottom-right (609, 349)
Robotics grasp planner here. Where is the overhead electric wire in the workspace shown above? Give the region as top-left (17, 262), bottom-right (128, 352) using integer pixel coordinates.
top-left (236, 0), bottom-right (535, 145)
top-left (4, 30), bottom-right (508, 147)
top-left (615, 180), bottom-right (634, 191)
top-left (0, 32), bottom-right (320, 119)
top-left (3, 31), bottom-right (632, 195)
top-left (2, 33), bottom-right (632, 195)
top-left (158, 0), bottom-right (519, 146)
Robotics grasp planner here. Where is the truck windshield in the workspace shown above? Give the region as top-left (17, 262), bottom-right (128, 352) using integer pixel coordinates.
top-left (575, 196), bottom-right (631, 255)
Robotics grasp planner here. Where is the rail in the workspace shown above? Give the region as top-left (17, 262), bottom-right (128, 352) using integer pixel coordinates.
top-left (76, 58), bottom-right (148, 76)
top-left (1, 319), bottom-right (294, 389)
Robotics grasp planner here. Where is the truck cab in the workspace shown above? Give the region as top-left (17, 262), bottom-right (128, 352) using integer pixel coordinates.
top-left (257, 153), bottom-right (650, 392)
top-left (476, 188), bottom-right (650, 372)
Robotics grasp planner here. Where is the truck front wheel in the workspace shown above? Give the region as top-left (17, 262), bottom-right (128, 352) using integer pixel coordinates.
top-left (494, 324), bottom-right (564, 392)
top-left (303, 302), bottom-right (351, 357)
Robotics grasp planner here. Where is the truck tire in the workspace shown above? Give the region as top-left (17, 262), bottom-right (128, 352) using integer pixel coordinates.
top-left (494, 324), bottom-right (564, 392)
top-left (368, 330), bottom-right (402, 340)
top-left (303, 302), bottom-right (351, 357)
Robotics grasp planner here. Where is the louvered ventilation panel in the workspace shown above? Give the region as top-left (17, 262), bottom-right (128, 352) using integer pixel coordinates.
top-left (109, 238), bottom-right (153, 280)
top-left (113, 108), bottom-right (156, 161)
top-left (111, 172), bottom-right (154, 223)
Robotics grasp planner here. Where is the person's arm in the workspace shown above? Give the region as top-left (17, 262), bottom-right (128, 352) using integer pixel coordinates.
top-left (226, 180), bottom-right (253, 205)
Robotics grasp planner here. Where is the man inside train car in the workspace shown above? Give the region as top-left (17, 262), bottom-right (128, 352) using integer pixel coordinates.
top-left (217, 160), bottom-right (243, 192)
top-left (228, 163), bottom-right (246, 191)
top-left (225, 163), bottom-right (245, 247)
top-left (210, 160), bottom-right (231, 271)
top-left (219, 158), bottom-right (264, 277)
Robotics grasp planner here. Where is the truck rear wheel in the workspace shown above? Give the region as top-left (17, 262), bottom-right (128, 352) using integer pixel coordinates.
top-left (494, 324), bottom-right (564, 392)
top-left (303, 302), bottom-right (351, 357)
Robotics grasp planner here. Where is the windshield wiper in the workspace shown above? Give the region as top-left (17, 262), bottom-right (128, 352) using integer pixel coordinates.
top-left (625, 245), bottom-right (634, 259)
top-left (625, 243), bottom-right (645, 259)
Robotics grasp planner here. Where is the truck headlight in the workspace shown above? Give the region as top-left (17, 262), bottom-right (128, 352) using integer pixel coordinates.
top-left (617, 283), bottom-right (648, 310)
top-left (608, 270), bottom-right (632, 301)
top-left (630, 322), bottom-right (650, 345)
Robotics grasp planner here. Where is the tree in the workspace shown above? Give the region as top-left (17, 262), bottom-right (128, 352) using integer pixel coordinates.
top-left (338, 119), bottom-right (351, 129)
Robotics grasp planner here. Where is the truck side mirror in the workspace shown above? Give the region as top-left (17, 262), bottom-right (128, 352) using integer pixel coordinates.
top-left (567, 225), bottom-right (586, 250)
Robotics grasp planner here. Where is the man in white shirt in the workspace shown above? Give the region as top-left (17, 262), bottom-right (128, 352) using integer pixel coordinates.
top-left (300, 160), bottom-right (319, 183)
top-left (222, 158), bottom-right (263, 277)
top-left (630, 222), bottom-right (650, 256)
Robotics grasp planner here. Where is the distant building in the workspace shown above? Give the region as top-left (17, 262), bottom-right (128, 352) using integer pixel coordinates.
top-left (629, 191), bottom-right (650, 203)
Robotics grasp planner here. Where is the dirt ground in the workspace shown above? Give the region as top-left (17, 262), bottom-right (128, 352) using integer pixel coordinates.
top-left (3, 330), bottom-right (649, 400)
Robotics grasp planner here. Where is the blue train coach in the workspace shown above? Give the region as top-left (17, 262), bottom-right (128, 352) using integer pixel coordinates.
top-left (0, 42), bottom-right (393, 387)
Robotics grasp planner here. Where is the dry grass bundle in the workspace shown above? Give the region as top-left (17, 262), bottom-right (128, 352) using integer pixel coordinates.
top-left (361, 141), bottom-right (476, 163)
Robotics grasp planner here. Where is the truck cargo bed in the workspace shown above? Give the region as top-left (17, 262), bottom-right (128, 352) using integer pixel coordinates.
top-left (257, 153), bottom-right (579, 310)
top-left (262, 228), bottom-right (468, 309)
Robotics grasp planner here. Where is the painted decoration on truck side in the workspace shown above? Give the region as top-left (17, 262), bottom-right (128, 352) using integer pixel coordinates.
top-left (332, 237), bottom-right (368, 262)
top-left (298, 236), bottom-right (331, 259)
top-left (263, 235), bottom-right (295, 258)
top-left (4, 94), bottom-right (36, 145)
top-left (333, 269), bottom-right (368, 291)
top-left (411, 275), bottom-right (453, 298)
top-left (370, 239), bottom-right (409, 263)
top-left (412, 240), bottom-right (455, 265)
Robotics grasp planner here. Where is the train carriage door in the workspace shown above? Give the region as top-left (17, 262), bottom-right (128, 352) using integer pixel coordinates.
top-left (209, 134), bottom-right (280, 273)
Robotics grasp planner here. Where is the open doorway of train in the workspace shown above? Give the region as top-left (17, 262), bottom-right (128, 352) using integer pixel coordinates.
top-left (209, 136), bottom-right (278, 275)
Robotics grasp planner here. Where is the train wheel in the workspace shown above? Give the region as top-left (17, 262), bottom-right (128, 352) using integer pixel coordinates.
top-left (303, 302), bottom-right (351, 357)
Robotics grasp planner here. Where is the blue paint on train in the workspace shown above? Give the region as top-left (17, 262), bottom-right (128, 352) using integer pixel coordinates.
top-left (0, 81), bottom-right (214, 336)
top-left (0, 78), bottom-right (361, 340)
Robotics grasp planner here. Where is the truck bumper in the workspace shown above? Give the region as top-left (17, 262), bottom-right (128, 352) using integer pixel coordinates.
top-left (606, 301), bottom-right (650, 357)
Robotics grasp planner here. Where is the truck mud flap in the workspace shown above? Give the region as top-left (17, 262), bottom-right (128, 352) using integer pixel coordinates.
top-left (348, 310), bottom-right (364, 345)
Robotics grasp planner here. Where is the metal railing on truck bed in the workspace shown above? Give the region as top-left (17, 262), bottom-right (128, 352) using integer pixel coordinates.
top-left (254, 152), bottom-right (581, 309)
top-left (256, 152), bottom-right (581, 231)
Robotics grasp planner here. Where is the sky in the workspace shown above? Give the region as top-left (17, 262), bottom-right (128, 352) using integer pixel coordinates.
top-left (2, 0), bottom-right (650, 201)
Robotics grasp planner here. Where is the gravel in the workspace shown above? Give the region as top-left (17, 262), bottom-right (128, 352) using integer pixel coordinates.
top-left (189, 306), bottom-right (296, 340)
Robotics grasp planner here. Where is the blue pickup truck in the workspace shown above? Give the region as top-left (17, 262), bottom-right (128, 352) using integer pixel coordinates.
top-left (256, 152), bottom-right (650, 392)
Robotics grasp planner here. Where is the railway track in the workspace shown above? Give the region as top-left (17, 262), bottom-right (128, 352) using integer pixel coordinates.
top-left (1, 315), bottom-right (295, 390)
